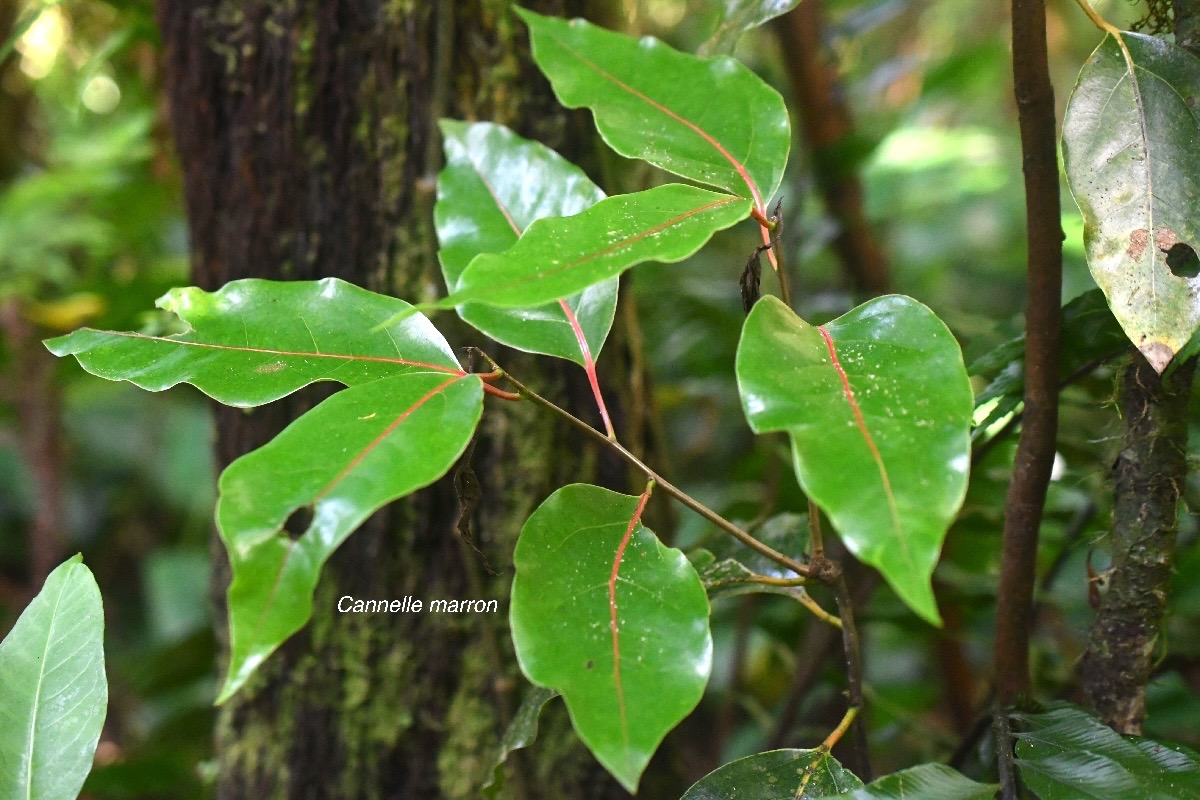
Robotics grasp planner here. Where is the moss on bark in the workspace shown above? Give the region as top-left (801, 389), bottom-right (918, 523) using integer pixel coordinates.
top-left (156, 1), bottom-right (634, 797)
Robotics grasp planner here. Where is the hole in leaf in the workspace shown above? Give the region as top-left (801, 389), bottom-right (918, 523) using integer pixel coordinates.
top-left (283, 505), bottom-right (315, 539)
top-left (1165, 242), bottom-right (1200, 278)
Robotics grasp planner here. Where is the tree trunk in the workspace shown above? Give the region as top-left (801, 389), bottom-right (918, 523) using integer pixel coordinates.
top-left (156, 2), bottom-right (637, 797)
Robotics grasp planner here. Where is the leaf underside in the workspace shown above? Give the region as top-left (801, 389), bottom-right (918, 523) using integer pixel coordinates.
top-left (1013, 704), bottom-right (1200, 800)
top-left (437, 120), bottom-right (618, 365)
top-left (682, 748), bottom-right (864, 799)
top-left (0, 555), bottom-right (107, 800)
top-left (1062, 32), bottom-right (1200, 372)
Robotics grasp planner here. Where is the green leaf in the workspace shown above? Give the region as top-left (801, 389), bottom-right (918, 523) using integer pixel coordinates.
top-left (0, 555), bottom-right (107, 800)
top-left (216, 371), bottom-right (483, 702)
top-left (736, 296), bottom-right (973, 624)
top-left (437, 120), bottom-right (618, 365)
top-left (700, 0), bottom-right (801, 56)
top-left (1062, 32), bottom-right (1200, 372)
top-left (445, 184), bottom-right (750, 309)
top-left (45, 278), bottom-right (464, 406)
top-left (810, 764), bottom-right (998, 799)
top-left (481, 686), bottom-right (559, 798)
top-left (510, 484), bottom-right (711, 792)
top-left (969, 288), bottom-right (1128, 414)
top-left (517, 9), bottom-right (790, 210)
top-left (681, 749), bottom-right (864, 799)
top-left (1013, 704), bottom-right (1200, 800)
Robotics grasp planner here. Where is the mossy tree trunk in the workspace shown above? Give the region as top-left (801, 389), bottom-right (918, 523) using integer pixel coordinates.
top-left (155, 2), bottom-right (639, 797)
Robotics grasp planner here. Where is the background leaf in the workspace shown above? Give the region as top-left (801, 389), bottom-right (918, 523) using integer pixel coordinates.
top-left (700, 0), bottom-right (802, 56)
top-left (447, 184), bottom-right (750, 309)
top-left (810, 764), bottom-right (997, 799)
top-left (437, 120), bottom-right (618, 366)
top-left (1062, 32), bottom-right (1200, 371)
top-left (216, 372), bottom-right (483, 702)
top-left (681, 749), bottom-right (863, 799)
top-left (0, 555), bottom-right (107, 800)
top-left (736, 296), bottom-right (973, 624)
top-left (1014, 704), bottom-right (1200, 800)
top-left (46, 277), bottom-right (464, 405)
top-left (510, 484), bottom-right (712, 792)
top-left (518, 8), bottom-right (790, 210)
top-left (481, 686), bottom-right (559, 798)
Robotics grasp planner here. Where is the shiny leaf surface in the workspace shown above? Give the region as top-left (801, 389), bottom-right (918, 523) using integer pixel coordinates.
top-left (0, 555), bottom-right (107, 800)
top-left (737, 296), bottom-right (973, 624)
top-left (510, 484), bottom-right (711, 792)
top-left (682, 749), bottom-right (863, 799)
top-left (45, 278), bottom-right (463, 406)
top-left (216, 372), bottom-right (483, 702)
top-left (437, 120), bottom-right (617, 365)
top-left (1062, 32), bottom-right (1200, 371)
top-left (518, 9), bottom-right (790, 208)
top-left (1014, 705), bottom-right (1200, 800)
top-left (810, 764), bottom-right (997, 799)
top-left (700, 0), bottom-right (801, 56)
top-left (446, 184), bottom-right (750, 309)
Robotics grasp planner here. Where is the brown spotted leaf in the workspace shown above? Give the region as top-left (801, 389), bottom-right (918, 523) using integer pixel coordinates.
top-left (1062, 32), bottom-right (1200, 371)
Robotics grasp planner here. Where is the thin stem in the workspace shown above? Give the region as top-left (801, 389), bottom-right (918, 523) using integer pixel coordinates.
top-left (994, 0), bottom-right (1063, 714)
top-left (994, 710), bottom-right (1020, 800)
top-left (832, 574), bottom-right (871, 779)
top-left (558, 298), bottom-right (616, 440)
top-left (1071, 0), bottom-right (1121, 36)
top-left (492, 361), bottom-right (815, 579)
top-left (795, 706), bottom-right (861, 797)
top-left (787, 587), bottom-right (842, 628)
top-left (820, 705), bottom-right (859, 752)
top-left (807, 497), bottom-right (825, 560)
top-left (759, 203), bottom-right (792, 307)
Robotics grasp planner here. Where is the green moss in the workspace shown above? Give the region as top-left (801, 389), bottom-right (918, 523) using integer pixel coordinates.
top-left (438, 644), bottom-right (501, 799)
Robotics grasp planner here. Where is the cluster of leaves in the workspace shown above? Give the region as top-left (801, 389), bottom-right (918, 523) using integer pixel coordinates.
top-left (9, 2), bottom-right (1200, 799)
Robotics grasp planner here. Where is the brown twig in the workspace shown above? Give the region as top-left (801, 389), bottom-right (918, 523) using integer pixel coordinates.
top-left (831, 575), bottom-right (871, 780)
top-left (489, 362), bottom-right (816, 579)
top-left (993, 0), bottom-right (1063, 720)
top-left (992, 2), bottom-right (1062, 794)
top-left (774, 0), bottom-right (890, 297)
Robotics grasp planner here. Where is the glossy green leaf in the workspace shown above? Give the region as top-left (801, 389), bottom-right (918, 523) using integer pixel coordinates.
top-left (510, 484), bottom-right (711, 792)
top-left (810, 764), bottom-right (997, 799)
top-left (437, 120), bottom-right (618, 365)
top-left (700, 0), bottom-right (801, 56)
top-left (0, 555), bottom-right (107, 800)
top-left (1062, 32), bottom-right (1200, 372)
top-left (481, 686), bottom-right (559, 798)
top-left (1013, 704), bottom-right (1200, 800)
top-left (45, 278), bottom-right (463, 406)
top-left (682, 749), bottom-right (863, 799)
top-left (216, 371), bottom-right (483, 702)
top-left (736, 296), bottom-right (973, 624)
top-left (518, 9), bottom-right (791, 209)
top-left (445, 184), bottom-right (750, 309)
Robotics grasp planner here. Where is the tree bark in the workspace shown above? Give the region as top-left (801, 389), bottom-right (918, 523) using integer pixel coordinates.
top-left (156, 2), bottom-right (636, 797)
top-left (1079, 0), bottom-right (1200, 736)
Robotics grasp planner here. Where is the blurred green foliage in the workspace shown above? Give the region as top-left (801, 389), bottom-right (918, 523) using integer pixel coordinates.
top-left (1, 1), bottom-right (214, 796)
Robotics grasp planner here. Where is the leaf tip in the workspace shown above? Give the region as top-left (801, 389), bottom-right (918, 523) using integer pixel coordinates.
top-left (1140, 340), bottom-right (1174, 374)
